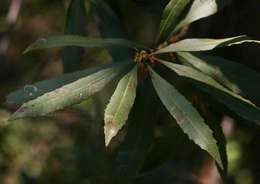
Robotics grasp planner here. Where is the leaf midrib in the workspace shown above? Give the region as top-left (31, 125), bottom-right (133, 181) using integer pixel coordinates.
top-left (158, 0), bottom-right (186, 41)
top-left (21, 67), bottom-right (118, 114)
top-left (160, 81), bottom-right (211, 147)
top-left (111, 67), bottom-right (136, 126)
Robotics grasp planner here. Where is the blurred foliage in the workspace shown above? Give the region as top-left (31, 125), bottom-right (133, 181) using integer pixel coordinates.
top-left (1, 0), bottom-right (260, 184)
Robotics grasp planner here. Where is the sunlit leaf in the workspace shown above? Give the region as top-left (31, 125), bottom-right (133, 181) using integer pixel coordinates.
top-left (62, 0), bottom-right (87, 72)
top-left (159, 59), bottom-right (260, 125)
top-left (6, 63), bottom-right (124, 105)
top-left (24, 35), bottom-right (146, 53)
top-left (114, 78), bottom-right (160, 183)
top-left (179, 52), bottom-right (260, 101)
top-left (9, 63), bottom-right (130, 120)
top-left (174, 0), bottom-right (230, 33)
top-left (149, 68), bottom-right (223, 168)
top-left (156, 0), bottom-right (191, 44)
top-left (156, 35), bottom-right (260, 53)
top-left (104, 66), bottom-right (138, 146)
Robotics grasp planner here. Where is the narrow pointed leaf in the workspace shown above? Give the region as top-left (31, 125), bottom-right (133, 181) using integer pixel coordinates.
top-left (149, 68), bottom-right (223, 168)
top-left (174, 0), bottom-right (230, 33)
top-left (9, 63), bottom-right (130, 120)
top-left (159, 59), bottom-right (260, 125)
top-left (179, 53), bottom-right (260, 101)
top-left (24, 35), bottom-right (146, 53)
top-left (156, 35), bottom-right (260, 54)
top-left (178, 52), bottom-right (241, 94)
top-left (159, 58), bottom-right (257, 106)
top-left (7, 63), bottom-right (123, 105)
top-left (92, 0), bottom-right (132, 61)
top-left (62, 0), bottom-right (87, 72)
top-left (156, 0), bottom-right (191, 44)
top-left (114, 78), bottom-right (160, 183)
top-left (104, 66), bottom-right (138, 146)
top-left (206, 114), bottom-right (228, 177)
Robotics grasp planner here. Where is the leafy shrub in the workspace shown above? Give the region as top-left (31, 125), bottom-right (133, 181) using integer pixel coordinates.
top-left (6, 0), bottom-right (260, 183)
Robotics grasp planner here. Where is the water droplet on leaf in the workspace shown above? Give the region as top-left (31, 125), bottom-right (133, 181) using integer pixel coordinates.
top-left (38, 38), bottom-right (47, 43)
top-left (23, 85), bottom-right (38, 97)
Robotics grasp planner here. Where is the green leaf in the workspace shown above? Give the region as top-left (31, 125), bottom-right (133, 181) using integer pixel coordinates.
top-left (174, 0), bottom-right (229, 33)
top-left (156, 35), bottom-right (260, 54)
top-left (206, 113), bottom-right (228, 177)
top-left (64, 0), bottom-right (87, 35)
top-left (159, 57), bottom-right (257, 106)
top-left (6, 63), bottom-right (122, 105)
top-left (62, 0), bottom-right (87, 72)
top-left (91, 0), bottom-right (132, 61)
top-left (179, 53), bottom-right (260, 101)
top-left (159, 59), bottom-right (260, 125)
top-left (114, 78), bottom-right (160, 183)
top-left (24, 35), bottom-right (146, 53)
top-left (178, 52), bottom-right (241, 94)
top-left (149, 67), bottom-right (223, 168)
top-left (104, 66), bottom-right (138, 146)
top-left (9, 63), bottom-right (130, 120)
top-left (197, 83), bottom-right (260, 126)
top-left (156, 0), bottom-right (191, 44)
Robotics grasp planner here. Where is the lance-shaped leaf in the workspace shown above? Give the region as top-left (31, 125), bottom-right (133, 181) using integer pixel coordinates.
top-left (24, 35), bottom-right (146, 53)
top-left (179, 53), bottom-right (260, 101)
top-left (156, 0), bottom-right (191, 44)
top-left (174, 0), bottom-right (230, 33)
top-left (159, 58), bottom-right (256, 106)
top-left (7, 63), bottom-right (123, 105)
top-left (158, 59), bottom-right (260, 125)
top-left (62, 0), bottom-right (87, 72)
top-left (149, 68), bottom-right (223, 168)
top-left (114, 78), bottom-right (160, 183)
top-left (196, 82), bottom-right (260, 126)
top-left (104, 66), bottom-right (138, 146)
top-left (178, 52), bottom-right (241, 94)
top-left (9, 63), bottom-right (130, 120)
top-left (92, 0), bottom-right (132, 61)
top-left (206, 113), bottom-right (228, 177)
top-left (156, 35), bottom-right (260, 54)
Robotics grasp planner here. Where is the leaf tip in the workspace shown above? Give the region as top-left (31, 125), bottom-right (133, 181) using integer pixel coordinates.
top-left (8, 106), bottom-right (28, 121)
top-left (104, 121), bottom-right (118, 146)
top-left (22, 47), bottom-right (30, 54)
